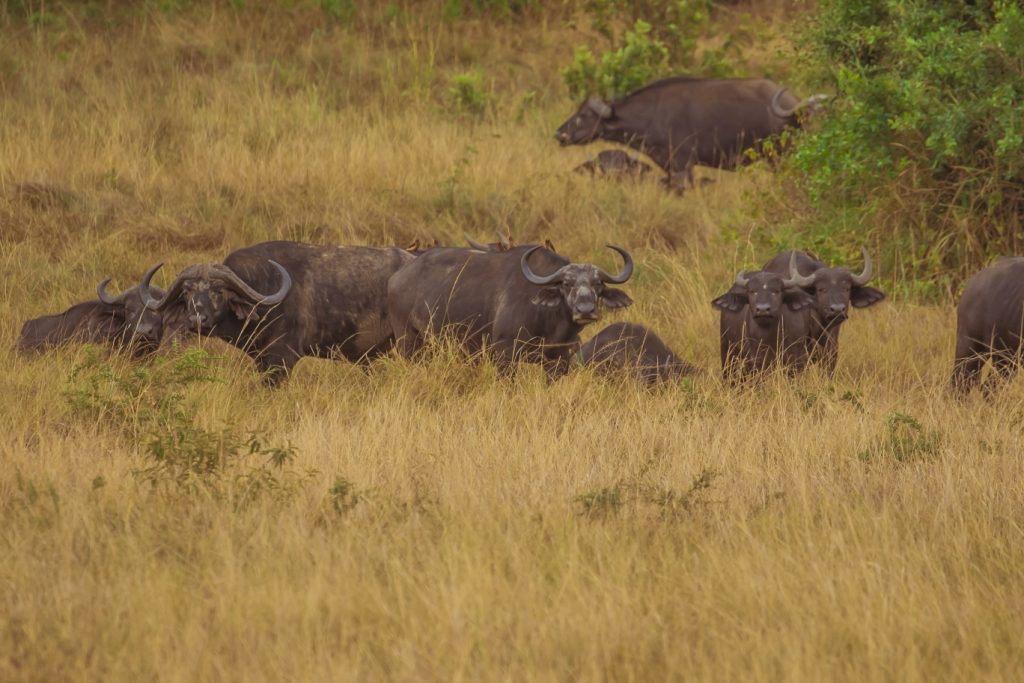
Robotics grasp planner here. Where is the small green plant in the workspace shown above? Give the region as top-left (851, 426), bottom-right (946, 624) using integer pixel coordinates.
top-left (318, 0), bottom-right (357, 22)
top-left (448, 71), bottom-right (491, 117)
top-left (859, 412), bottom-right (942, 464)
top-left (64, 348), bottom-right (313, 506)
top-left (561, 20), bottom-right (669, 100)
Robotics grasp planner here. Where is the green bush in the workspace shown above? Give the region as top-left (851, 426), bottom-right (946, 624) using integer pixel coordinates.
top-left (561, 1), bottom-right (714, 99)
top-left (448, 71), bottom-right (492, 116)
top-left (788, 0), bottom-right (1024, 287)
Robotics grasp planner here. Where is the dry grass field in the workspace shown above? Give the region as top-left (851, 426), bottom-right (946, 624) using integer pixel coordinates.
top-left (2, 2), bottom-right (1024, 681)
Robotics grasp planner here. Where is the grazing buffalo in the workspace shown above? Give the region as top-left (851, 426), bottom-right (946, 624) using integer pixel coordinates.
top-left (555, 77), bottom-right (828, 190)
top-left (951, 257), bottom-right (1024, 395)
top-left (712, 256), bottom-right (814, 380)
top-left (17, 270), bottom-right (166, 357)
top-left (387, 244), bottom-right (633, 379)
top-left (573, 150), bottom-right (654, 178)
top-left (141, 241), bottom-right (414, 385)
top-left (762, 248), bottom-right (884, 375)
top-left (579, 321), bottom-right (698, 385)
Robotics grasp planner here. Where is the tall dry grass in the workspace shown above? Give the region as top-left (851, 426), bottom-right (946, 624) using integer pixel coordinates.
top-left (2, 3), bottom-right (1024, 681)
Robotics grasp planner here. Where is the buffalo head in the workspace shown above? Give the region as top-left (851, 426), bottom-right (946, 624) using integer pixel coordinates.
top-left (555, 97), bottom-right (613, 146)
top-left (521, 245), bottom-right (633, 324)
top-left (139, 261), bottom-right (291, 332)
top-left (96, 269), bottom-right (164, 352)
top-left (712, 254), bottom-right (813, 325)
top-left (786, 248), bottom-right (884, 325)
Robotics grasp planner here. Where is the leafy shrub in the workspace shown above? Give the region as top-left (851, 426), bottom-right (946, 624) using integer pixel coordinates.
top-left (561, 1), bottom-right (715, 99)
top-left (448, 71), bottom-right (492, 116)
top-left (64, 348), bottom-right (313, 506)
top-left (859, 412), bottom-right (942, 463)
top-left (788, 0), bottom-right (1024, 287)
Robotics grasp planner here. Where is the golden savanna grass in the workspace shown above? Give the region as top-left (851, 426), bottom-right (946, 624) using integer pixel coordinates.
top-left (2, 2), bottom-right (1024, 681)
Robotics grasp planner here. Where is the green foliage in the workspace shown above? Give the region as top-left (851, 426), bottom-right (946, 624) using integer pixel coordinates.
top-left (859, 412), bottom-right (942, 464)
top-left (448, 71), bottom-right (492, 117)
top-left (317, 0), bottom-right (357, 22)
top-left (562, 1), bottom-right (714, 99)
top-left (442, 0), bottom-right (540, 20)
top-left (64, 348), bottom-right (314, 506)
top-left (789, 0), bottom-right (1024, 285)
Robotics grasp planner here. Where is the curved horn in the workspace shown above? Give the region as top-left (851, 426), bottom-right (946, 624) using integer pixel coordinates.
top-left (464, 233), bottom-right (491, 251)
top-left (850, 247), bottom-right (872, 286)
top-left (596, 245), bottom-right (633, 284)
top-left (733, 270), bottom-right (751, 288)
top-left (216, 261), bottom-right (292, 305)
top-left (521, 246), bottom-right (567, 286)
top-left (782, 251), bottom-right (817, 288)
top-left (496, 232), bottom-right (511, 250)
top-left (586, 97), bottom-right (612, 119)
top-left (140, 262), bottom-right (185, 311)
top-left (96, 277), bottom-right (124, 305)
top-left (770, 88), bottom-right (797, 118)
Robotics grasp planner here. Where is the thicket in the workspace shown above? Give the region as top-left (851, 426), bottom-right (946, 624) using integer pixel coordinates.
top-left (784, 0), bottom-right (1024, 291)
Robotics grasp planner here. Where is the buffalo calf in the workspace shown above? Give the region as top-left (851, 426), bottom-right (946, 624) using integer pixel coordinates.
top-left (579, 322), bottom-right (698, 385)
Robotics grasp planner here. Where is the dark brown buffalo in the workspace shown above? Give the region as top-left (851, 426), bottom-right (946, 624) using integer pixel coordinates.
top-left (387, 244), bottom-right (633, 379)
top-left (554, 77), bottom-right (828, 190)
top-left (761, 249), bottom-right (884, 375)
top-left (951, 257), bottom-right (1024, 395)
top-left (573, 150), bottom-right (654, 178)
top-left (17, 270), bottom-right (166, 357)
top-left (712, 256), bottom-right (814, 381)
top-left (141, 241), bottom-right (414, 385)
top-left (579, 321), bottom-right (698, 385)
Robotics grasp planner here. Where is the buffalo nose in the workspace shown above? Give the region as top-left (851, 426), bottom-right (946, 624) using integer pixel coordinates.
top-left (188, 313), bottom-right (206, 325)
top-left (829, 304), bottom-right (847, 316)
top-left (755, 303), bottom-right (772, 315)
top-left (576, 302), bottom-right (596, 315)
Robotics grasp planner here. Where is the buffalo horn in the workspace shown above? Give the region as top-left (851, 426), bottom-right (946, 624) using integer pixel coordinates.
top-left (96, 277), bottom-right (124, 305)
top-left (521, 246), bottom-right (568, 286)
top-left (140, 262), bottom-right (183, 311)
top-left (596, 245), bottom-right (634, 284)
top-left (217, 261), bottom-right (292, 305)
top-left (850, 248), bottom-right (872, 286)
top-left (497, 232), bottom-right (512, 250)
top-left (782, 251), bottom-right (817, 288)
top-left (733, 270), bottom-right (751, 288)
top-left (464, 233), bottom-right (491, 251)
top-left (586, 97), bottom-right (612, 119)
top-left (770, 88), bottom-right (797, 118)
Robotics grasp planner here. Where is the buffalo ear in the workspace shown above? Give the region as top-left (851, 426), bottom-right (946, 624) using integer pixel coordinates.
top-left (531, 286), bottom-right (563, 307)
top-left (711, 290), bottom-right (745, 313)
top-left (783, 287), bottom-right (814, 311)
top-left (229, 296), bottom-right (261, 322)
top-left (600, 288), bottom-right (633, 309)
top-left (851, 286), bottom-right (885, 308)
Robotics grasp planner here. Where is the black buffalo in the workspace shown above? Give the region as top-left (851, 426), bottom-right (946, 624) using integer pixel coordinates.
top-left (17, 270), bottom-right (166, 357)
top-left (141, 241), bottom-right (414, 385)
top-left (555, 77), bottom-right (828, 190)
top-left (579, 321), bottom-right (698, 385)
top-left (573, 150), bottom-right (654, 179)
top-left (951, 257), bottom-right (1024, 395)
top-left (712, 256), bottom-right (814, 380)
top-left (387, 244), bottom-right (633, 379)
top-left (761, 249), bottom-right (884, 375)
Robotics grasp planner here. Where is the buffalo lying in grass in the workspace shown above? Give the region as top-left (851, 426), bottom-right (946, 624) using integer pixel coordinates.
top-left (579, 321), bottom-right (698, 385)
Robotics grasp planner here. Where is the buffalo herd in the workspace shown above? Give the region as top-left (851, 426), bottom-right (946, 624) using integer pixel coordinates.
top-left (15, 76), bottom-right (1024, 394)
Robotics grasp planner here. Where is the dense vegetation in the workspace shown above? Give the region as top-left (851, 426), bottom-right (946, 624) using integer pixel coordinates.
top-left (2, 1), bottom-right (1024, 680)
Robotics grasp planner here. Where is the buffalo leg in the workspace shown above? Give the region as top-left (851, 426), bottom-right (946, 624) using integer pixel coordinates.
top-left (950, 337), bottom-right (985, 396)
top-left (254, 351), bottom-right (301, 387)
top-left (981, 352), bottom-right (1019, 397)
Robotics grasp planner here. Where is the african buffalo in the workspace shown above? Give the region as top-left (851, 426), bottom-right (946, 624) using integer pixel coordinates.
top-left (951, 257), bottom-right (1024, 395)
top-left (579, 321), bottom-right (698, 385)
top-left (387, 244), bottom-right (633, 379)
top-left (141, 241), bottom-right (414, 385)
top-left (573, 150), bottom-right (654, 178)
top-left (17, 270), bottom-right (166, 357)
top-left (555, 77), bottom-right (828, 190)
top-left (712, 255), bottom-right (814, 380)
top-left (761, 248), bottom-right (884, 375)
